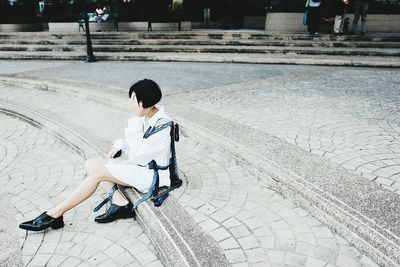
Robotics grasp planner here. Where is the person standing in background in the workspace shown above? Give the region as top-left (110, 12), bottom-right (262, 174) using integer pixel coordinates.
top-left (351, 0), bottom-right (370, 35)
top-left (333, 0), bottom-right (349, 34)
top-left (307, 0), bottom-right (322, 35)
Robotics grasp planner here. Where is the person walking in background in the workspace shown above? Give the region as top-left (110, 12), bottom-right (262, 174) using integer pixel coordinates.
top-left (351, 0), bottom-right (370, 35)
top-left (333, 0), bottom-right (349, 34)
top-left (306, 0), bottom-right (322, 35)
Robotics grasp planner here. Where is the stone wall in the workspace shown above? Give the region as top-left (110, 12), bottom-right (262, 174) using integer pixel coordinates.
top-left (0, 23), bottom-right (43, 32)
top-left (243, 16), bottom-right (266, 29)
top-left (264, 13), bottom-right (400, 33)
top-left (47, 21), bottom-right (191, 32)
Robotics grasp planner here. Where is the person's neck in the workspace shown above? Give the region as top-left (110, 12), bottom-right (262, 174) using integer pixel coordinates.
top-left (145, 106), bottom-right (158, 119)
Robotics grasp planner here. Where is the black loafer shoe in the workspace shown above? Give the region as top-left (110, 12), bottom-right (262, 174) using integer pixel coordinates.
top-left (19, 211), bottom-right (64, 231)
top-left (95, 202), bottom-right (135, 223)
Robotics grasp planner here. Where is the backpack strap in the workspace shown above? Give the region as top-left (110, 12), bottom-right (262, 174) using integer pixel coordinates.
top-left (143, 119), bottom-right (173, 139)
top-left (93, 184), bottom-right (118, 212)
top-left (134, 118), bottom-right (173, 209)
top-left (133, 160), bottom-right (169, 209)
top-left (150, 121), bottom-right (182, 207)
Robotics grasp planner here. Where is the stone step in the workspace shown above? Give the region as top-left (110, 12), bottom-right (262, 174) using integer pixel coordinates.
top-left (0, 32), bottom-right (399, 42)
top-left (0, 51), bottom-right (399, 68)
top-left (1, 39), bottom-right (400, 49)
top-left (0, 44), bottom-right (398, 57)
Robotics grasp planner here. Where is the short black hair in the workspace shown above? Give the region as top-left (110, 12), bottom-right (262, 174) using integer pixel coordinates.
top-left (129, 79), bottom-right (162, 108)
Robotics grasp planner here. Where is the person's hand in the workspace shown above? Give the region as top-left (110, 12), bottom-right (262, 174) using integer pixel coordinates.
top-left (106, 147), bottom-right (119, 160)
top-left (130, 99), bottom-right (144, 117)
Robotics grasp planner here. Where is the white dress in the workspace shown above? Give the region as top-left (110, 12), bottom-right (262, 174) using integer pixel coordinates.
top-left (105, 105), bottom-right (172, 193)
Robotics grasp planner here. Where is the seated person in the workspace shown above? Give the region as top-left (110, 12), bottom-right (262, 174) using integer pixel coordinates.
top-left (94, 4), bottom-right (109, 22)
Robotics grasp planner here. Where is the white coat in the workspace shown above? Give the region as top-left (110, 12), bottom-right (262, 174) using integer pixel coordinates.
top-left (105, 105), bottom-right (172, 192)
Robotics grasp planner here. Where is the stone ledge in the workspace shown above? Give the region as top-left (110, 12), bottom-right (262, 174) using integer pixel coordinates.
top-left (0, 52), bottom-right (399, 68)
top-left (0, 23), bottom-right (43, 32)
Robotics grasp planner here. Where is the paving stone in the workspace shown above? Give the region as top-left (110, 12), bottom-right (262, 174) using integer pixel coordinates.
top-left (87, 251), bottom-right (109, 265)
top-left (305, 256), bottom-right (329, 267)
top-left (268, 250), bottom-right (285, 263)
top-left (210, 210), bottom-right (231, 223)
top-left (198, 218), bottom-right (220, 233)
top-left (135, 250), bottom-right (158, 265)
top-left (224, 248), bottom-right (247, 264)
top-left (230, 225), bottom-right (252, 239)
top-left (46, 254), bottom-right (68, 266)
top-left (284, 252), bottom-right (307, 266)
top-left (295, 242), bottom-right (316, 257)
top-left (209, 227), bottom-right (231, 242)
top-left (104, 243), bottom-right (126, 258)
top-left (28, 253), bottom-right (52, 266)
top-left (97, 258), bottom-right (118, 267)
top-left (59, 256), bottom-right (82, 267)
top-left (79, 246), bottom-right (98, 260)
top-left (238, 236), bottom-right (260, 250)
top-left (244, 248), bottom-right (268, 263)
top-left (113, 251), bottom-right (136, 266)
top-left (37, 242), bottom-right (58, 254)
top-left (375, 177), bottom-right (394, 186)
top-left (223, 217), bottom-right (242, 228)
top-left (219, 237), bottom-right (241, 250)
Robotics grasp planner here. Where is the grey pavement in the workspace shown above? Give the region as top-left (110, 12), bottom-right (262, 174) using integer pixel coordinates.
top-left (0, 60), bottom-right (314, 95)
top-left (0, 60), bottom-right (398, 266)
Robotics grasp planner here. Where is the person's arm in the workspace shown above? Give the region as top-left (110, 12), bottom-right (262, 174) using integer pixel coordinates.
top-left (113, 138), bottom-right (129, 152)
top-left (108, 117), bottom-right (142, 159)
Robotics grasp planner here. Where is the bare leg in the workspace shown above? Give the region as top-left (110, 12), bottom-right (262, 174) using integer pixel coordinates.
top-left (88, 159), bottom-right (130, 206)
top-left (46, 159), bottom-right (130, 218)
top-left (98, 180), bottom-right (129, 206)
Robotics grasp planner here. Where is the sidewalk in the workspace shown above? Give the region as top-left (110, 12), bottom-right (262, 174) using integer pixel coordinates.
top-left (1, 60), bottom-right (398, 266)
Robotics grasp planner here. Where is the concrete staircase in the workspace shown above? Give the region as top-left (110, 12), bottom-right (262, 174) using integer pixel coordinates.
top-left (0, 31), bottom-right (399, 67)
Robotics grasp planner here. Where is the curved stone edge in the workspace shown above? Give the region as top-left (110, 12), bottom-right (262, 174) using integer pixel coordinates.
top-left (0, 86), bottom-right (229, 267)
top-left (120, 188), bottom-right (229, 267)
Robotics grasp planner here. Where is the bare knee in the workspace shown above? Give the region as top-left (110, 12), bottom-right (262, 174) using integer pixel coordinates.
top-left (85, 158), bottom-right (105, 175)
top-left (87, 165), bottom-right (112, 184)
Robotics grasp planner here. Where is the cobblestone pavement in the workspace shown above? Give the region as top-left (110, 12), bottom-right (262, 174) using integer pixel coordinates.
top-left (175, 67), bottom-right (400, 194)
top-left (176, 137), bottom-right (379, 266)
top-left (0, 112), bottom-right (163, 266)
top-left (0, 82), bottom-right (380, 266)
